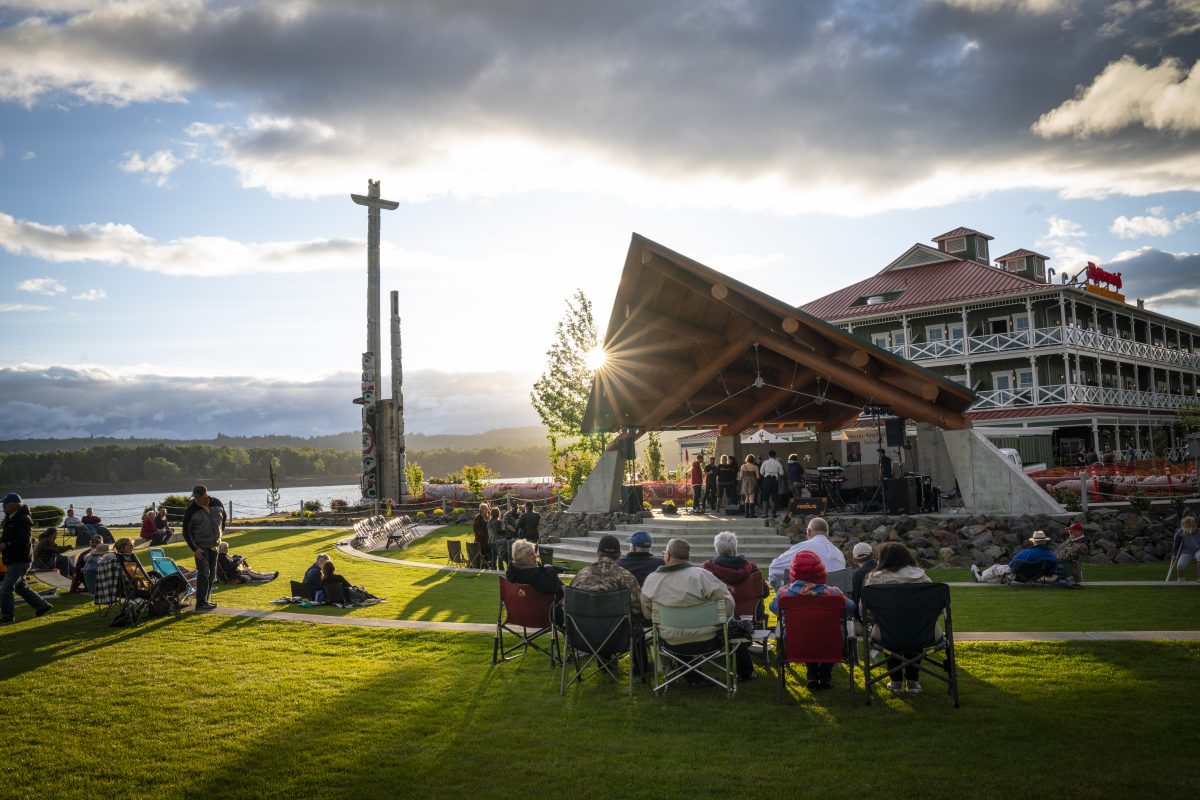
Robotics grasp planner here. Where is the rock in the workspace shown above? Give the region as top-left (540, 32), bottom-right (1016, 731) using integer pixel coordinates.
top-left (1113, 551), bottom-right (1139, 565)
top-left (970, 532), bottom-right (994, 548)
top-left (1094, 538), bottom-right (1117, 553)
top-left (938, 546), bottom-right (956, 563)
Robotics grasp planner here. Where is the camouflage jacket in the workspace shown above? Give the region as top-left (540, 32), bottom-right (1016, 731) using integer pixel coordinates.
top-left (568, 556), bottom-right (642, 618)
top-left (1055, 535), bottom-right (1091, 562)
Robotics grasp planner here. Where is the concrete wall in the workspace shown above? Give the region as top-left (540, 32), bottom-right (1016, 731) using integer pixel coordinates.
top-left (914, 422), bottom-right (957, 493)
top-left (569, 446), bottom-right (626, 513)
top-left (942, 427), bottom-right (1065, 515)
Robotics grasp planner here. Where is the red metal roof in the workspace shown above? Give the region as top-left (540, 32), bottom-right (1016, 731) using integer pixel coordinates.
top-left (932, 227), bottom-right (992, 241)
top-left (995, 248), bottom-right (1049, 262)
top-left (800, 259), bottom-right (1047, 321)
top-left (968, 405), bottom-right (1178, 421)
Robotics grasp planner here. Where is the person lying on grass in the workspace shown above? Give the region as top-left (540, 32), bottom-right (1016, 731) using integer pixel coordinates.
top-left (216, 542), bottom-right (278, 584)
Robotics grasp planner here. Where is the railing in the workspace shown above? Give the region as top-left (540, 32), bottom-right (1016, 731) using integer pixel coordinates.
top-left (972, 383), bottom-right (1191, 411)
top-left (897, 324), bottom-right (1200, 369)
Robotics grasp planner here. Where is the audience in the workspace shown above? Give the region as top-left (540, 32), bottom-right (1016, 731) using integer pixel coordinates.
top-left (472, 502), bottom-right (491, 568)
top-left (863, 542), bottom-right (931, 693)
top-left (302, 553), bottom-right (330, 601)
top-left (82, 542), bottom-right (110, 594)
top-left (849, 542), bottom-right (876, 615)
top-left (569, 534), bottom-right (642, 617)
top-left (151, 508), bottom-right (173, 547)
top-left (1053, 523), bottom-right (1091, 586)
top-left (768, 517), bottom-right (846, 588)
top-left (517, 502), bottom-right (541, 543)
top-left (972, 530), bottom-right (1059, 584)
top-left (139, 510), bottom-right (157, 545)
top-left (702, 531), bottom-right (768, 625)
top-left (641, 538), bottom-right (752, 684)
top-left (32, 528), bottom-right (72, 578)
top-left (616, 531), bottom-right (665, 586)
top-left (216, 542), bottom-right (278, 583)
top-left (505, 538), bottom-right (564, 600)
top-left (1, 492), bottom-right (55, 622)
top-left (70, 533), bottom-right (103, 592)
top-left (770, 551), bottom-right (854, 691)
top-left (487, 507), bottom-right (504, 570)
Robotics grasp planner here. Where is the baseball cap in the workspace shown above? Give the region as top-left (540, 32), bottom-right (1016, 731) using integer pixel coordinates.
top-left (598, 534), bottom-right (621, 556)
top-left (1, 492), bottom-right (21, 505)
top-left (191, 484), bottom-right (208, 497)
top-left (629, 531), bottom-right (653, 548)
top-left (852, 542), bottom-right (873, 559)
top-left (1066, 522), bottom-right (1085, 532)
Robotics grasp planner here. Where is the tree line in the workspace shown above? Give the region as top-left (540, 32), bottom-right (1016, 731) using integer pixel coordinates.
top-left (0, 443), bottom-right (551, 487)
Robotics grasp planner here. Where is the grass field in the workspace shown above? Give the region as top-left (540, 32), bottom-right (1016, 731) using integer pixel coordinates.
top-left (3, 526), bottom-right (1196, 799)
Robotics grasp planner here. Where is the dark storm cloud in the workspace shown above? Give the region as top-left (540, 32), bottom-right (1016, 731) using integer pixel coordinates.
top-left (1111, 247), bottom-right (1200, 307)
top-left (3, 0), bottom-right (1199, 200)
top-left (0, 365), bottom-right (539, 439)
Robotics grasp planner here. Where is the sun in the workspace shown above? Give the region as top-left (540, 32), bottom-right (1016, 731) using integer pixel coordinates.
top-left (586, 346), bottom-right (607, 370)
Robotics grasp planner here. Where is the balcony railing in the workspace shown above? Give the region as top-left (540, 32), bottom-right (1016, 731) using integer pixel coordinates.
top-left (893, 325), bottom-right (1200, 369)
top-left (972, 383), bottom-right (1192, 411)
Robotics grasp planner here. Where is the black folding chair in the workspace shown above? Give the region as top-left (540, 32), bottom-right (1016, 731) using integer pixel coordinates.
top-left (447, 540), bottom-right (467, 566)
top-left (1004, 559), bottom-right (1058, 586)
top-left (861, 583), bottom-right (959, 708)
top-left (113, 552), bottom-right (185, 625)
top-left (560, 587), bottom-right (636, 696)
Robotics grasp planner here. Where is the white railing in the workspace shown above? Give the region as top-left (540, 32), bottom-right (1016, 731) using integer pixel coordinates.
top-left (972, 383), bottom-right (1191, 411)
top-left (900, 324), bottom-right (1200, 369)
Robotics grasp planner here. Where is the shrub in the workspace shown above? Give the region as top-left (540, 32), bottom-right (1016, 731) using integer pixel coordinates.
top-left (685, 499), bottom-right (694, 508)
top-left (642, 501), bottom-right (651, 510)
top-left (433, 508), bottom-right (445, 516)
top-left (302, 500), bottom-right (323, 513)
top-left (161, 495), bottom-right (190, 518)
top-left (1053, 486), bottom-right (1082, 513)
top-left (29, 504), bottom-right (64, 527)
top-left (415, 511), bottom-right (426, 519)
top-left (661, 500), bottom-right (676, 511)
top-left (330, 498), bottom-right (349, 511)
top-left (1129, 491), bottom-right (1151, 514)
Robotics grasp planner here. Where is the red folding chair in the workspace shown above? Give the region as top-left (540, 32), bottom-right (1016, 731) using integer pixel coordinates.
top-left (775, 592), bottom-right (856, 704)
top-left (493, 576), bottom-right (561, 666)
top-left (729, 570), bottom-right (771, 665)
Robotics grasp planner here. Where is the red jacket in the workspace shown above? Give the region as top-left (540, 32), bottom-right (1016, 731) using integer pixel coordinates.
top-left (690, 462), bottom-right (703, 485)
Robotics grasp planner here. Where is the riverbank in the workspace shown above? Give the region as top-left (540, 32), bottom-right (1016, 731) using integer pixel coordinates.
top-left (12, 474), bottom-right (361, 498)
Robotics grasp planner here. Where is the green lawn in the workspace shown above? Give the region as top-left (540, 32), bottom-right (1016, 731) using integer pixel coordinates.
top-left (0, 603), bottom-right (1196, 799)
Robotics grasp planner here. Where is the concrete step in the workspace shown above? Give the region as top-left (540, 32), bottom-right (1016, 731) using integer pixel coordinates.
top-left (549, 529), bottom-right (794, 565)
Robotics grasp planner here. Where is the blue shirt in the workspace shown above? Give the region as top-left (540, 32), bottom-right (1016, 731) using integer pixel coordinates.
top-left (1009, 544), bottom-right (1057, 571)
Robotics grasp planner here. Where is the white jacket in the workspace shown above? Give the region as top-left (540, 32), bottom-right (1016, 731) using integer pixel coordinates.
top-left (768, 535), bottom-right (846, 586)
top-left (641, 563), bottom-right (735, 645)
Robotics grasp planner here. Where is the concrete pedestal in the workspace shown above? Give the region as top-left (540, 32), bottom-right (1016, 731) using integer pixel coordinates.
top-left (942, 428), bottom-right (1064, 515)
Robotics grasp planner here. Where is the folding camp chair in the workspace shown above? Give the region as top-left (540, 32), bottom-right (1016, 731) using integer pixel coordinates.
top-left (860, 583), bottom-right (959, 707)
top-left (465, 542), bottom-right (488, 569)
top-left (493, 577), bottom-right (561, 666)
top-left (147, 548), bottom-right (196, 599)
top-left (650, 599), bottom-right (742, 698)
top-left (728, 571), bottom-right (771, 665)
top-left (447, 540), bottom-right (468, 566)
top-left (107, 553), bottom-right (160, 626)
top-left (1003, 559), bottom-right (1058, 586)
top-left (775, 593), bottom-right (856, 704)
top-left (825, 568), bottom-right (854, 594)
top-left (560, 587), bottom-right (636, 696)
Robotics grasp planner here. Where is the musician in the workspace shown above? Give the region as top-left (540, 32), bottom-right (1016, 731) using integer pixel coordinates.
top-left (877, 448), bottom-right (893, 480)
top-left (825, 451), bottom-right (840, 467)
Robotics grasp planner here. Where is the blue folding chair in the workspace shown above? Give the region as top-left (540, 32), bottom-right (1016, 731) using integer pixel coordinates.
top-left (148, 548), bottom-right (196, 599)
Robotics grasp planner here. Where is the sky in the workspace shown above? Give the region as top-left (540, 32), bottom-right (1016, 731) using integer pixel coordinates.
top-left (1, 0), bottom-right (1199, 439)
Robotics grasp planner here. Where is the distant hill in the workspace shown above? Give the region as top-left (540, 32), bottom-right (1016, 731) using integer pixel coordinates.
top-left (0, 425), bottom-right (550, 454)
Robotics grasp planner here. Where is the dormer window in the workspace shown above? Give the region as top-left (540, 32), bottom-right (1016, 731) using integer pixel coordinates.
top-left (852, 290), bottom-right (904, 307)
top-left (945, 236), bottom-right (967, 253)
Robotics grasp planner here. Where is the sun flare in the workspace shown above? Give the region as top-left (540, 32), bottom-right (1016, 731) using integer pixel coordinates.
top-left (586, 346), bottom-right (607, 370)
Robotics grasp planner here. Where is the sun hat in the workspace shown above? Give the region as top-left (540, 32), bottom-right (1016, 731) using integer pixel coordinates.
top-left (852, 542), bottom-right (873, 560)
top-left (1029, 530), bottom-right (1050, 544)
top-left (789, 550), bottom-right (827, 583)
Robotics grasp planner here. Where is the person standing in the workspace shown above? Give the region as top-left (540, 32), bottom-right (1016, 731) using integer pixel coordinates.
top-left (703, 456), bottom-right (719, 512)
top-left (716, 455), bottom-right (737, 511)
top-left (785, 454), bottom-right (805, 502)
top-left (738, 455), bottom-right (760, 518)
top-left (182, 484), bottom-right (226, 611)
top-left (471, 502), bottom-right (490, 569)
top-left (1, 492), bottom-right (53, 622)
top-left (517, 501), bottom-right (541, 544)
top-left (759, 451), bottom-right (785, 519)
top-left (689, 454), bottom-right (705, 514)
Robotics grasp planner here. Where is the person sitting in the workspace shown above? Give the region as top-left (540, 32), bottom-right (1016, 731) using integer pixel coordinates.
top-left (302, 553), bottom-right (330, 601)
top-left (863, 542), bottom-right (931, 693)
top-left (150, 508), bottom-right (173, 547)
top-left (63, 509), bottom-right (82, 536)
top-left (770, 550), bottom-right (854, 691)
top-left (80, 508), bottom-right (101, 527)
top-left (216, 542), bottom-right (278, 584)
top-left (616, 531), bottom-right (665, 586)
top-left (32, 528), bottom-right (72, 578)
top-left (1171, 516), bottom-right (1199, 582)
top-left (505, 538), bottom-right (564, 601)
top-left (849, 541), bottom-right (876, 616)
top-left (768, 516), bottom-right (846, 588)
top-left (1054, 522), bottom-right (1091, 586)
top-left (702, 531), bottom-right (767, 624)
top-left (82, 542), bottom-right (110, 594)
top-left (69, 533), bottom-right (103, 592)
top-left (971, 530), bottom-right (1058, 583)
top-left (320, 560), bottom-right (378, 604)
top-left (569, 534), bottom-right (642, 618)
top-left (641, 538), bottom-right (752, 684)
top-left (138, 510), bottom-right (157, 545)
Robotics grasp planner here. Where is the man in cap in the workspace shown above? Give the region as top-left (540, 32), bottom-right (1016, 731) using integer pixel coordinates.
top-left (1, 492), bottom-right (53, 622)
top-left (616, 531), bottom-right (665, 586)
top-left (641, 538), bottom-right (753, 682)
top-left (182, 484), bottom-right (226, 610)
top-left (849, 541), bottom-right (876, 612)
top-left (569, 534), bottom-right (642, 618)
top-left (1053, 522), bottom-right (1090, 586)
top-left (767, 516), bottom-right (846, 588)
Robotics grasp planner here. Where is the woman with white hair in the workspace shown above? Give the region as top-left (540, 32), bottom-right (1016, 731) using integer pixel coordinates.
top-left (701, 531), bottom-right (769, 678)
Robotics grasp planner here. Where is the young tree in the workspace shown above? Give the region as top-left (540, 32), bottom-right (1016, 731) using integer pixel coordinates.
top-left (405, 460), bottom-right (424, 501)
top-left (461, 463), bottom-right (498, 499)
top-left (530, 289), bottom-right (610, 500)
top-left (645, 431), bottom-right (666, 480)
top-left (266, 458), bottom-right (281, 514)
top-left (1180, 400), bottom-right (1200, 430)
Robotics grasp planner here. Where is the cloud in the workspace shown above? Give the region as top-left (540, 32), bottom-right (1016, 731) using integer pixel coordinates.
top-left (16, 277), bottom-right (66, 295)
top-left (0, 210), bottom-right (368, 276)
top-left (72, 288), bottom-right (106, 301)
top-left (20, 150), bottom-right (36, 161)
top-left (1034, 57), bottom-right (1200, 137)
top-left (1109, 247), bottom-right (1200, 307)
top-left (3, 1), bottom-right (1200, 213)
top-left (1110, 208), bottom-right (1200, 238)
top-left (0, 365), bottom-right (541, 439)
top-left (1035, 215), bottom-right (1100, 275)
top-left (0, 304), bottom-right (53, 312)
top-left (118, 148), bottom-right (181, 187)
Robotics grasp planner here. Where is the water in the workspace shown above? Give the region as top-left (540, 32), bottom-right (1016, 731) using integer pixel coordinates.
top-left (22, 484), bottom-right (361, 524)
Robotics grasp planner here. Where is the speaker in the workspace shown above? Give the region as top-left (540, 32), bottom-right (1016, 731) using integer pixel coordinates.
top-left (884, 477), bottom-right (918, 515)
top-left (885, 417), bottom-right (906, 447)
top-left (620, 484), bottom-right (644, 514)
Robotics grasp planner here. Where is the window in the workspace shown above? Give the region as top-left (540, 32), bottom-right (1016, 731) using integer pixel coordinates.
top-left (1005, 256), bottom-right (1026, 272)
top-left (976, 239), bottom-right (989, 262)
top-left (989, 317), bottom-right (1009, 335)
top-left (1017, 369), bottom-right (1034, 389)
top-left (949, 322), bottom-right (965, 340)
top-left (892, 330), bottom-right (907, 350)
top-left (1013, 314), bottom-right (1030, 331)
top-left (872, 333), bottom-right (890, 349)
top-left (948, 374), bottom-right (968, 387)
top-left (926, 325), bottom-right (945, 342)
top-left (945, 236), bottom-right (967, 253)
top-left (992, 372), bottom-right (1012, 391)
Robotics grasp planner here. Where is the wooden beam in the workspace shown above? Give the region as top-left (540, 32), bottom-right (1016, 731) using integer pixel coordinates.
top-left (758, 333), bottom-right (972, 429)
top-left (633, 310), bottom-right (728, 347)
top-left (640, 330), bottom-right (757, 429)
top-left (719, 385), bottom-right (803, 435)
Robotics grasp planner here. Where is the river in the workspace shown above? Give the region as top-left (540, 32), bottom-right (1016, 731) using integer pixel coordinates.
top-left (23, 484), bottom-right (361, 524)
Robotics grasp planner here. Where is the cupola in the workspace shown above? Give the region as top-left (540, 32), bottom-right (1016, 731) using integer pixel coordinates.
top-left (931, 226), bottom-right (993, 264)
